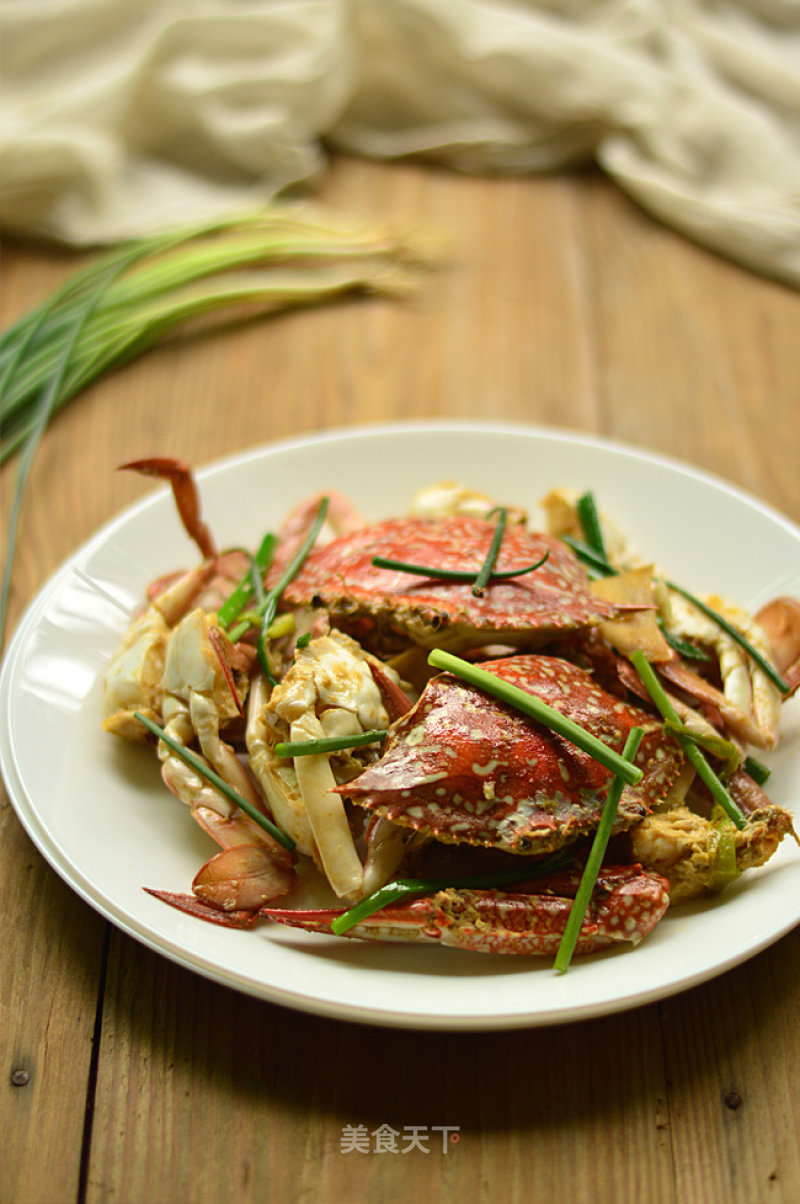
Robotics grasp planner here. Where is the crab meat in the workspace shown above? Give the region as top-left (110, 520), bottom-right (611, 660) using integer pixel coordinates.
top-left (341, 654), bottom-right (684, 857)
top-left (282, 515), bottom-right (621, 655)
top-left (264, 864), bottom-right (671, 954)
top-left (247, 630), bottom-right (409, 900)
top-left (409, 480), bottom-right (527, 526)
top-left (630, 769), bottom-right (797, 903)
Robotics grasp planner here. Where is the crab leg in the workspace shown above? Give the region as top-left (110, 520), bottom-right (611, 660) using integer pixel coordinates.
top-left (264, 865), bottom-right (671, 955)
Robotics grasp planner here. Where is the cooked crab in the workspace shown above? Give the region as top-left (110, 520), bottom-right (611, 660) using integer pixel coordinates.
top-left (282, 514), bottom-right (622, 656)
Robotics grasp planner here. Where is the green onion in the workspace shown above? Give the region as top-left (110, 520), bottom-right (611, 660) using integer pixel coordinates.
top-left (133, 711), bottom-right (294, 851)
top-left (710, 805), bottom-right (741, 892)
top-left (560, 536), bottom-right (617, 578)
top-left (629, 651), bottom-right (746, 829)
top-left (576, 491), bottom-right (608, 561)
top-left (554, 726), bottom-right (644, 974)
top-left (472, 506), bottom-right (507, 596)
top-left (1, 206), bottom-right (432, 652)
top-left (661, 719), bottom-right (740, 779)
top-left (371, 551), bottom-right (550, 583)
top-left (427, 649), bottom-right (643, 786)
top-left (743, 755), bottom-right (771, 786)
top-left (257, 496), bottom-right (329, 682)
top-left (665, 581), bottom-right (789, 695)
top-left (217, 532), bottom-right (277, 630)
top-left (657, 621), bottom-right (711, 663)
top-left (296, 632), bottom-right (312, 649)
top-left (274, 730), bottom-right (387, 758)
top-left (330, 850), bottom-right (572, 936)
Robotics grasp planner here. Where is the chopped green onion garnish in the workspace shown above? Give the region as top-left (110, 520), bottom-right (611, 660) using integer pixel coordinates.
top-left (657, 620), bottom-right (711, 663)
top-left (296, 632), bottom-right (312, 649)
top-left (629, 651), bottom-right (746, 829)
top-left (710, 805), bottom-right (741, 892)
top-left (330, 850), bottom-right (572, 936)
top-left (743, 755), bottom-right (771, 786)
top-left (576, 491), bottom-right (608, 561)
top-left (661, 719), bottom-right (740, 779)
top-left (554, 726), bottom-right (643, 974)
top-left (427, 649), bottom-right (643, 786)
top-left (371, 552), bottom-right (550, 583)
top-left (227, 610), bottom-right (295, 645)
top-left (665, 581), bottom-right (789, 695)
top-left (560, 536), bottom-right (617, 578)
top-left (133, 711), bottom-right (294, 850)
top-left (217, 531), bottom-right (277, 629)
top-left (472, 506), bottom-right (507, 596)
top-left (257, 496), bottom-right (329, 683)
top-left (274, 730), bottom-right (387, 758)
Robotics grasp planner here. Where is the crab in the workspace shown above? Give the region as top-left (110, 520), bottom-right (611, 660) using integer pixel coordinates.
top-left (264, 863), bottom-right (671, 955)
top-left (262, 652), bottom-right (686, 953)
top-left (281, 514), bottom-right (623, 656)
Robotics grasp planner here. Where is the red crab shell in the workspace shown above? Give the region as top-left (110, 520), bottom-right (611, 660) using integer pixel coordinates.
top-left (281, 515), bottom-right (620, 653)
top-left (340, 655), bottom-right (684, 856)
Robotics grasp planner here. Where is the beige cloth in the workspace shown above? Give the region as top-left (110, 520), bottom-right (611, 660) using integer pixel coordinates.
top-left (1, 1), bottom-right (799, 286)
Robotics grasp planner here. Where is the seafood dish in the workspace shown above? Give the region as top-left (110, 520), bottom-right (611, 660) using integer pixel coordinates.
top-left (101, 461), bottom-right (800, 965)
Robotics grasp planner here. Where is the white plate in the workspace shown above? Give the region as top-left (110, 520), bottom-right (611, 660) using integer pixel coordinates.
top-left (2, 422), bottom-right (799, 1030)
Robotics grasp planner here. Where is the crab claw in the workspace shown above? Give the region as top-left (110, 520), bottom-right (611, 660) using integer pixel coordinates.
top-left (263, 865), bottom-right (671, 956)
top-left (192, 843), bottom-right (296, 911)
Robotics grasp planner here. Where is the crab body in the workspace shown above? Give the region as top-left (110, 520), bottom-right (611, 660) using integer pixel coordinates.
top-left (282, 515), bottom-right (620, 654)
top-left (341, 654), bottom-right (684, 857)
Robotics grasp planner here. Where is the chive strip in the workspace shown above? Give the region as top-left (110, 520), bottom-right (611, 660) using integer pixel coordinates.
top-left (330, 850), bottom-right (572, 936)
top-left (743, 755), bottom-right (771, 786)
top-left (274, 730), bottom-right (387, 758)
top-left (666, 581), bottom-right (789, 695)
top-left (217, 531), bottom-right (277, 629)
top-left (427, 649), bottom-right (643, 786)
top-left (629, 651), bottom-right (746, 829)
top-left (657, 620), bottom-right (711, 663)
top-left (133, 711), bottom-right (295, 850)
top-left (472, 506), bottom-right (507, 596)
top-left (554, 726), bottom-right (644, 974)
top-left (257, 496), bottom-right (330, 682)
top-left (661, 720), bottom-right (740, 779)
top-left (576, 491), bottom-right (608, 560)
top-left (371, 552), bottom-right (549, 582)
top-left (227, 611), bottom-right (295, 645)
top-left (560, 536), bottom-right (617, 578)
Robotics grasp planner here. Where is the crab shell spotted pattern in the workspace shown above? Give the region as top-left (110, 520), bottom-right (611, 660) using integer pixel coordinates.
top-left (281, 515), bottom-right (620, 652)
top-left (340, 655), bottom-right (685, 857)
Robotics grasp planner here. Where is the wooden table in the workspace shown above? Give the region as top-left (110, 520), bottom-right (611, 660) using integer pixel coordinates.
top-left (3, 156), bottom-right (799, 1204)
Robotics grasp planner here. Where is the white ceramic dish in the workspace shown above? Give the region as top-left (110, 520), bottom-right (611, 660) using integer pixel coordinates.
top-left (2, 422), bottom-right (798, 1030)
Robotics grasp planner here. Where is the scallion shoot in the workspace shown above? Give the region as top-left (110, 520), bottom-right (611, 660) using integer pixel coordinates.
top-left (257, 496), bottom-right (329, 682)
top-left (472, 506), bottom-right (507, 596)
top-left (274, 730), bottom-right (387, 758)
top-left (665, 581), bottom-right (789, 695)
top-left (217, 532), bottom-right (277, 630)
top-left (743, 755), bottom-right (771, 786)
top-left (576, 491), bottom-right (608, 561)
top-left (330, 850), bottom-right (572, 936)
top-left (133, 711), bottom-right (294, 850)
top-left (370, 552), bottom-right (549, 583)
top-left (553, 726), bottom-right (644, 973)
top-left (427, 649), bottom-right (643, 786)
top-left (560, 536), bottom-right (617, 578)
top-left (629, 651), bottom-right (746, 829)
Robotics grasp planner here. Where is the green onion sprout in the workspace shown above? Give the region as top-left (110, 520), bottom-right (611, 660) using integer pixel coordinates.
top-left (274, 730), bottom-right (387, 758)
top-left (133, 711), bottom-right (294, 850)
top-left (554, 726), bottom-right (644, 974)
top-left (629, 651), bottom-right (746, 829)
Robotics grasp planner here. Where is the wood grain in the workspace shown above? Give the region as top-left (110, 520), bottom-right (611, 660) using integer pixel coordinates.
top-left (2, 155), bottom-right (799, 1204)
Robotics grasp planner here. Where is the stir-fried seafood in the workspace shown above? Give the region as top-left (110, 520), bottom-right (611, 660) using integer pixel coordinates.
top-left (102, 465), bottom-right (799, 958)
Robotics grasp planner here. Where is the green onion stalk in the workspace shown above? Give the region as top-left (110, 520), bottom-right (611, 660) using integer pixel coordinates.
top-left (0, 206), bottom-right (433, 649)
